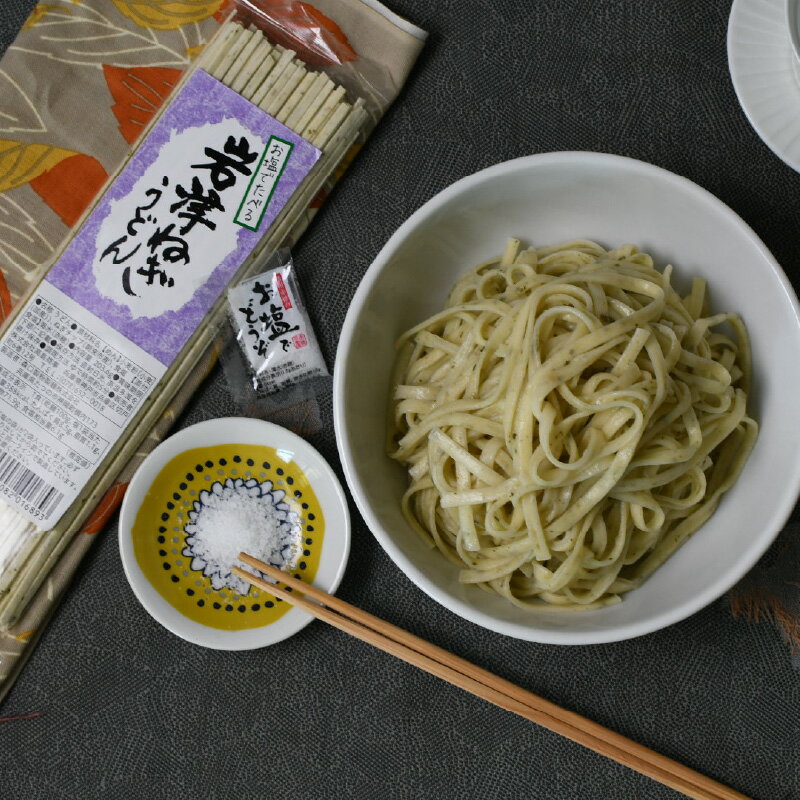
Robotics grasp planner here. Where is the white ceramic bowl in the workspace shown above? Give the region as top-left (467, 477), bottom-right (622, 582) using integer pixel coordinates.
top-left (334, 151), bottom-right (800, 645)
top-left (787, 0), bottom-right (800, 65)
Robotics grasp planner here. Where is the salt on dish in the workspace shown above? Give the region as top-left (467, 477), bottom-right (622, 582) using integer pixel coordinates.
top-left (183, 477), bottom-right (301, 595)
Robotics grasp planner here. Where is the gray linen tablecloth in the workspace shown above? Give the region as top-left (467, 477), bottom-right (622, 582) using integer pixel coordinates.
top-left (0, 1), bottom-right (797, 798)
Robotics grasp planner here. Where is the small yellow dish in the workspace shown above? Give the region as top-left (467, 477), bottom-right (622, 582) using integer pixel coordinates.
top-left (119, 418), bottom-right (350, 649)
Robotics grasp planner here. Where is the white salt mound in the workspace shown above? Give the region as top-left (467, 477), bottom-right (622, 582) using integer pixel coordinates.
top-left (183, 477), bottom-right (301, 595)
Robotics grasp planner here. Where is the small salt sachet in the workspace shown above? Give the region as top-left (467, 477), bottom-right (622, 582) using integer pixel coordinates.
top-left (228, 256), bottom-right (327, 394)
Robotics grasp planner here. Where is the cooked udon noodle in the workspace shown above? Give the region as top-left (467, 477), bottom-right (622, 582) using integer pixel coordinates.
top-left (388, 239), bottom-right (758, 610)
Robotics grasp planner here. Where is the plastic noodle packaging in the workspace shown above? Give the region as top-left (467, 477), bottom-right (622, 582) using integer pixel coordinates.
top-left (0, 0), bottom-right (383, 630)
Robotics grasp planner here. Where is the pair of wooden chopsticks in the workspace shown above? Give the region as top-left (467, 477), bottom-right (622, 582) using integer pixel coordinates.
top-left (233, 554), bottom-right (750, 800)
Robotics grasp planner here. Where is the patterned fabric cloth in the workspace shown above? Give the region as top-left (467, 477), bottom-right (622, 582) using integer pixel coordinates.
top-left (0, 0), bottom-right (424, 702)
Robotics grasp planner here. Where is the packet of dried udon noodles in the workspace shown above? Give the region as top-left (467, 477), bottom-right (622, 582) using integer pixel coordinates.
top-left (0, 2), bottom-right (378, 630)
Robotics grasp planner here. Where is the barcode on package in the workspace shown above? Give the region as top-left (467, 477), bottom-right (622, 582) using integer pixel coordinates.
top-left (0, 281), bottom-right (166, 529)
top-left (0, 450), bottom-right (64, 520)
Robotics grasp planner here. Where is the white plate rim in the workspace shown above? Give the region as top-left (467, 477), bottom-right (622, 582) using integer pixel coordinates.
top-left (333, 150), bottom-right (800, 644)
top-left (727, 0), bottom-right (800, 173)
top-left (119, 416), bottom-right (351, 650)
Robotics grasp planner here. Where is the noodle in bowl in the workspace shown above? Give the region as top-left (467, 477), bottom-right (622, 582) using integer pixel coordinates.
top-left (334, 153), bottom-right (800, 644)
top-left (388, 239), bottom-right (756, 612)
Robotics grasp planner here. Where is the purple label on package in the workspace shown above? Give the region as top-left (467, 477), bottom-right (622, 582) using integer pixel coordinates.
top-left (46, 69), bottom-right (320, 366)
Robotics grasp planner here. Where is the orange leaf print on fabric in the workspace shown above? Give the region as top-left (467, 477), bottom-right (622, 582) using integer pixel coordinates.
top-left (81, 482), bottom-right (129, 535)
top-left (29, 153), bottom-right (108, 228)
top-left (230, 1), bottom-right (356, 67)
top-left (730, 585), bottom-right (800, 651)
top-left (103, 65), bottom-right (182, 146)
top-left (0, 271), bottom-right (13, 323)
top-left (309, 187), bottom-right (326, 209)
top-left (111, 0), bottom-right (226, 30)
top-left (213, 0), bottom-right (232, 22)
top-left (0, 140), bottom-right (79, 194)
